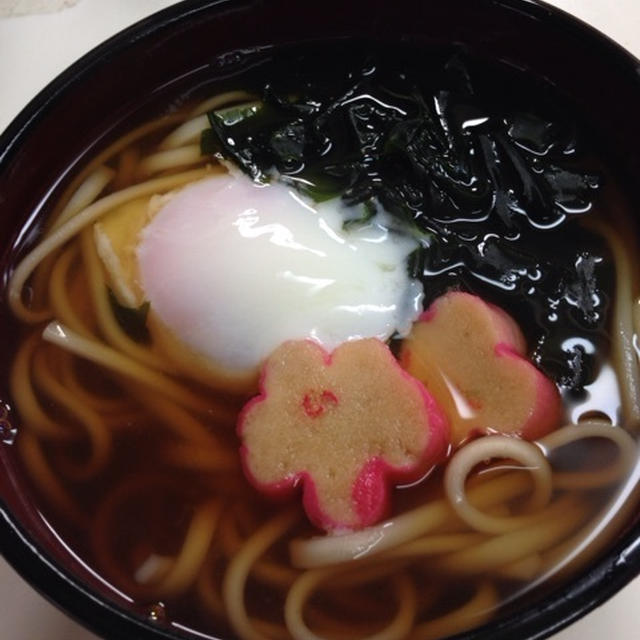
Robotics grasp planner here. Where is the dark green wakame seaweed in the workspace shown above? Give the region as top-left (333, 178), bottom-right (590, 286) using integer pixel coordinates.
top-left (107, 289), bottom-right (151, 344)
top-left (200, 43), bottom-right (613, 393)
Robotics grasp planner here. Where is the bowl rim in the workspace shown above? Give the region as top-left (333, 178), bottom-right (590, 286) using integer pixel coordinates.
top-left (1, 1), bottom-right (640, 639)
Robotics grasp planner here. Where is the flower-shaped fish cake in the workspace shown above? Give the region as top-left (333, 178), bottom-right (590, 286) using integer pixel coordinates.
top-left (238, 338), bottom-right (449, 532)
top-left (400, 292), bottom-right (562, 446)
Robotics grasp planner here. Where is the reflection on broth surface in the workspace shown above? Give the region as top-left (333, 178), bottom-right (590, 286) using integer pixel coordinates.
top-left (3, 43), bottom-right (640, 640)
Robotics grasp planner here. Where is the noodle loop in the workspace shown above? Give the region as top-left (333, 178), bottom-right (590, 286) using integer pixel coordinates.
top-left (444, 435), bottom-right (553, 534)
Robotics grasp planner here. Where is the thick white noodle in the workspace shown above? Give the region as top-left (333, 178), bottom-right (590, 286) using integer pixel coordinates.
top-left (155, 500), bottom-right (222, 597)
top-left (52, 166), bottom-right (115, 230)
top-left (291, 423), bottom-right (637, 569)
top-left (538, 420), bottom-right (638, 489)
top-left (189, 90), bottom-right (258, 117)
top-left (290, 473), bottom-right (532, 569)
top-left (8, 167), bottom-right (210, 322)
top-left (159, 114), bottom-right (209, 150)
top-left (42, 321), bottom-right (212, 414)
top-left (223, 510), bottom-right (298, 640)
top-left (409, 581), bottom-right (497, 640)
top-left (589, 221), bottom-right (640, 428)
top-left (159, 91), bottom-right (258, 150)
top-left (139, 145), bottom-right (202, 175)
top-left (285, 571), bottom-right (416, 640)
top-left (444, 435), bottom-right (553, 534)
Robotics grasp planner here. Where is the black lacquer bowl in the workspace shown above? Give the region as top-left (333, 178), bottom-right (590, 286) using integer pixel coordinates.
top-left (1, 1), bottom-right (640, 639)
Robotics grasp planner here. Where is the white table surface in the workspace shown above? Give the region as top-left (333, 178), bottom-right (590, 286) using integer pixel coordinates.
top-left (1, 0), bottom-right (639, 638)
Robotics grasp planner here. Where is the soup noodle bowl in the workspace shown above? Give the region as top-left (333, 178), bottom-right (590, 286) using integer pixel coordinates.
top-left (2, 22), bottom-right (640, 640)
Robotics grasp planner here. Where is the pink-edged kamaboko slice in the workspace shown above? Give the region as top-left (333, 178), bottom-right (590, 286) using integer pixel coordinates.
top-left (238, 338), bottom-right (450, 532)
top-left (401, 291), bottom-right (562, 446)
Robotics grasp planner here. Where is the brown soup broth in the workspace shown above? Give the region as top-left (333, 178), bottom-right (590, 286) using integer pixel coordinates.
top-left (1, 42), bottom-right (639, 640)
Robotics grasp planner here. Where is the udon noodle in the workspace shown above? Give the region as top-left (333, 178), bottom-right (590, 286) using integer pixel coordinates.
top-left (4, 52), bottom-right (640, 640)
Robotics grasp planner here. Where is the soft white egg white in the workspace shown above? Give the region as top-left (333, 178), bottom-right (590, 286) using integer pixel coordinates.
top-left (135, 171), bottom-right (423, 381)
